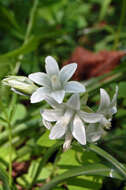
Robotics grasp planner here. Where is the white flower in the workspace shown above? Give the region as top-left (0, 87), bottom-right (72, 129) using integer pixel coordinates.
top-left (98, 86), bottom-right (118, 121)
top-left (29, 56), bottom-right (85, 104)
top-left (86, 86), bottom-right (118, 143)
top-left (41, 94), bottom-right (104, 150)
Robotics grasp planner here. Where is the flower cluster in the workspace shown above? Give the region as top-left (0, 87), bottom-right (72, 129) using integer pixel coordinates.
top-left (3, 56), bottom-right (118, 150)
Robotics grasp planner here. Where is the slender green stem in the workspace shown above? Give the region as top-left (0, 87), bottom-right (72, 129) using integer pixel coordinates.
top-left (7, 121), bottom-right (12, 188)
top-left (113, 0), bottom-right (126, 49)
top-left (89, 144), bottom-right (126, 178)
top-left (87, 72), bottom-right (123, 94)
top-left (0, 101), bottom-right (13, 188)
top-left (24, 0), bottom-right (39, 43)
top-left (14, 0), bottom-right (39, 74)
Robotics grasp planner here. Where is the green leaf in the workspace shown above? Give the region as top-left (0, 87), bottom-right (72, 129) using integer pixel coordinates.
top-left (17, 160), bottom-right (53, 186)
top-left (37, 131), bottom-right (57, 147)
top-left (57, 148), bottom-right (101, 171)
top-left (0, 36), bottom-right (39, 59)
top-left (67, 176), bottom-right (102, 190)
top-left (89, 144), bottom-right (126, 178)
top-left (0, 146), bottom-right (16, 163)
top-left (39, 164), bottom-right (123, 190)
top-left (118, 82), bottom-right (126, 98)
top-left (58, 149), bottom-right (102, 190)
top-left (0, 167), bottom-right (9, 190)
top-left (116, 109), bottom-right (126, 118)
top-left (0, 6), bottom-right (21, 32)
top-left (29, 142), bottom-right (62, 189)
top-left (10, 104), bottom-right (27, 124)
top-left (99, 0), bottom-right (112, 21)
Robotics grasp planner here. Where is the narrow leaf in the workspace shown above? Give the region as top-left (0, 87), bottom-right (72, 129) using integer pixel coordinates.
top-left (39, 164), bottom-right (123, 190)
top-left (89, 144), bottom-right (126, 178)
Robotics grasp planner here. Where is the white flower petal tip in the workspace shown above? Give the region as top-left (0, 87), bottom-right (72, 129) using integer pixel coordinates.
top-left (98, 88), bottom-right (110, 112)
top-left (28, 72), bottom-right (50, 87)
top-left (30, 87), bottom-right (48, 103)
top-left (60, 63), bottom-right (77, 82)
top-left (100, 88), bottom-right (110, 104)
top-left (65, 81), bottom-right (86, 93)
top-left (45, 56), bottom-right (59, 75)
top-left (30, 93), bottom-right (44, 103)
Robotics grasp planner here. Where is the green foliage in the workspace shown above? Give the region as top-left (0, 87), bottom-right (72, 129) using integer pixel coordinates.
top-left (0, 0), bottom-right (126, 189)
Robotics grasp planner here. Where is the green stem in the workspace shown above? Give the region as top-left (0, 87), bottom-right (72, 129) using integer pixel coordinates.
top-left (14, 0), bottom-right (39, 74)
top-left (89, 144), bottom-right (126, 178)
top-left (8, 121), bottom-right (12, 188)
top-left (87, 72), bottom-right (123, 94)
top-left (0, 101), bottom-right (13, 188)
top-left (24, 0), bottom-right (39, 43)
top-left (113, 0), bottom-right (126, 49)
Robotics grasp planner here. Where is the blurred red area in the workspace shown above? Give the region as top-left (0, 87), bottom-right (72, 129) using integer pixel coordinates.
top-left (63, 47), bottom-right (126, 80)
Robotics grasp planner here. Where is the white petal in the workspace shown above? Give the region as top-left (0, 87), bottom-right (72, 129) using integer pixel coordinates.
top-left (45, 56), bottom-right (59, 75)
top-left (45, 96), bottom-right (61, 108)
top-left (49, 120), bottom-right (66, 139)
top-left (30, 87), bottom-right (50, 103)
top-left (64, 81), bottom-right (86, 93)
top-left (11, 88), bottom-right (26, 96)
top-left (60, 63), bottom-right (77, 83)
top-left (79, 111), bottom-right (103, 123)
top-left (28, 72), bottom-right (50, 86)
top-left (40, 109), bottom-right (63, 122)
top-left (86, 124), bottom-right (104, 142)
top-left (72, 115), bottom-right (86, 145)
top-left (67, 94), bottom-right (80, 110)
top-left (110, 106), bottom-right (117, 115)
top-left (49, 109), bottom-right (72, 139)
top-left (42, 119), bottom-right (52, 129)
top-left (111, 86), bottom-right (118, 108)
top-left (98, 88), bottom-right (110, 112)
top-left (51, 90), bottom-right (65, 103)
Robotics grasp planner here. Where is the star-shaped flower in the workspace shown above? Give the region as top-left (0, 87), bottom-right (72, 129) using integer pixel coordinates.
top-left (29, 56), bottom-right (85, 104)
top-left (41, 94), bottom-right (105, 150)
top-left (86, 86), bottom-right (118, 143)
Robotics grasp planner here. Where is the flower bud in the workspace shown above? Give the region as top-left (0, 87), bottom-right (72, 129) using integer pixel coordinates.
top-left (2, 76), bottom-right (38, 95)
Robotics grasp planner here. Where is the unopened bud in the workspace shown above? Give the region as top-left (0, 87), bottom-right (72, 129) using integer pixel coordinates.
top-left (101, 117), bottom-right (111, 129)
top-left (2, 76), bottom-right (38, 95)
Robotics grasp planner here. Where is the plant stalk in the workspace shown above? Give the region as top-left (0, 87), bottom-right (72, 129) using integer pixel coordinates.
top-left (113, 0), bottom-right (126, 49)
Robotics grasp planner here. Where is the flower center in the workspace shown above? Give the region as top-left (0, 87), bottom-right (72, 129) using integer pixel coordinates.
top-left (51, 75), bottom-right (61, 90)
